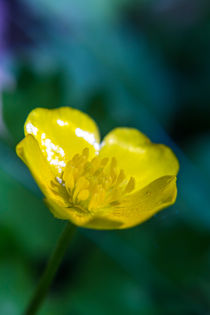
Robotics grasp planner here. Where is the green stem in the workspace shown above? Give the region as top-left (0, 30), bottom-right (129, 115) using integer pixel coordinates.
top-left (25, 222), bottom-right (76, 315)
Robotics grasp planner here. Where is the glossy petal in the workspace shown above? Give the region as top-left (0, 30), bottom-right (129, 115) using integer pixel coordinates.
top-left (16, 135), bottom-right (56, 197)
top-left (16, 134), bottom-right (70, 209)
top-left (24, 107), bottom-right (100, 177)
top-left (84, 176), bottom-right (177, 230)
top-left (100, 128), bottom-right (179, 190)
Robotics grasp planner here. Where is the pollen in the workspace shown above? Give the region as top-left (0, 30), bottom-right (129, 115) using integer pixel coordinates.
top-left (62, 148), bottom-right (135, 212)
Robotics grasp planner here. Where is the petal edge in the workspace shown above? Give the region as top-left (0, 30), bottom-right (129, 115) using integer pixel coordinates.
top-left (100, 128), bottom-right (179, 190)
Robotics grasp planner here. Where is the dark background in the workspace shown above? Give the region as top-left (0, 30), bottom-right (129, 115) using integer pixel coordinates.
top-left (0, 0), bottom-right (210, 314)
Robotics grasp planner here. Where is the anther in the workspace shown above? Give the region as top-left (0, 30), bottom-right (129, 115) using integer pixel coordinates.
top-left (62, 148), bottom-right (136, 212)
top-left (124, 177), bottom-right (135, 194)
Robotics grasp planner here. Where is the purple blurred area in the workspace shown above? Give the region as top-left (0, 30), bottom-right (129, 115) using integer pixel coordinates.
top-left (0, 0), bottom-right (7, 53)
top-left (0, 0), bottom-right (9, 88)
top-left (0, 0), bottom-right (48, 86)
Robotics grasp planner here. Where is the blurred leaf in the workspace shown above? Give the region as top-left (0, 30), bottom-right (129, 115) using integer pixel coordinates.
top-left (0, 258), bottom-right (32, 315)
top-left (62, 249), bottom-right (156, 315)
top-left (184, 133), bottom-right (210, 181)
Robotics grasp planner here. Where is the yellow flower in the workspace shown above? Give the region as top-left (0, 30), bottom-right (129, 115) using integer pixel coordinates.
top-left (16, 107), bottom-right (179, 230)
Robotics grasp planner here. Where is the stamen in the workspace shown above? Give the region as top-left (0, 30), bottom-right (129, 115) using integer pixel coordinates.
top-left (116, 169), bottom-right (126, 186)
top-left (124, 177), bottom-right (135, 194)
top-left (62, 148), bottom-right (135, 212)
top-left (82, 147), bottom-right (89, 158)
top-left (77, 189), bottom-right (90, 201)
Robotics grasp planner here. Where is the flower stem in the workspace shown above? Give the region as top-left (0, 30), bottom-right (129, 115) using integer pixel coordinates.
top-left (25, 222), bottom-right (76, 315)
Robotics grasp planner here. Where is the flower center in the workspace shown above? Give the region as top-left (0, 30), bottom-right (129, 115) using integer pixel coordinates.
top-left (62, 148), bottom-right (135, 212)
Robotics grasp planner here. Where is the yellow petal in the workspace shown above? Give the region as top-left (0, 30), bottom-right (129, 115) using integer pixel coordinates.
top-left (100, 128), bottom-right (179, 190)
top-left (45, 198), bottom-right (92, 226)
top-left (24, 107), bottom-right (100, 177)
top-left (45, 196), bottom-right (122, 229)
top-left (84, 175), bottom-right (177, 230)
top-left (16, 134), bottom-right (56, 197)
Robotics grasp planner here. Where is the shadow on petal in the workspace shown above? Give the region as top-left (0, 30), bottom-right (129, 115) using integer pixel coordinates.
top-left (84, 217), bottom-right (123, 230)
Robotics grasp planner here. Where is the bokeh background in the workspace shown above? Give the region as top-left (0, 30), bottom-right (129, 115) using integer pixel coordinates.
top-left (0, 0), bottom-right (210, 314)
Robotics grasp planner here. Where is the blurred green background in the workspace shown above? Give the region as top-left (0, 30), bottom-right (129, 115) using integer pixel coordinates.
top-left (0, 0), bottom-right (210, 314)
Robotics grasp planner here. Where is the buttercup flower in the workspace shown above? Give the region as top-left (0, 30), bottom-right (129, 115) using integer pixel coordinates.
top-left (16, 107), bottom-right (179, 230)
